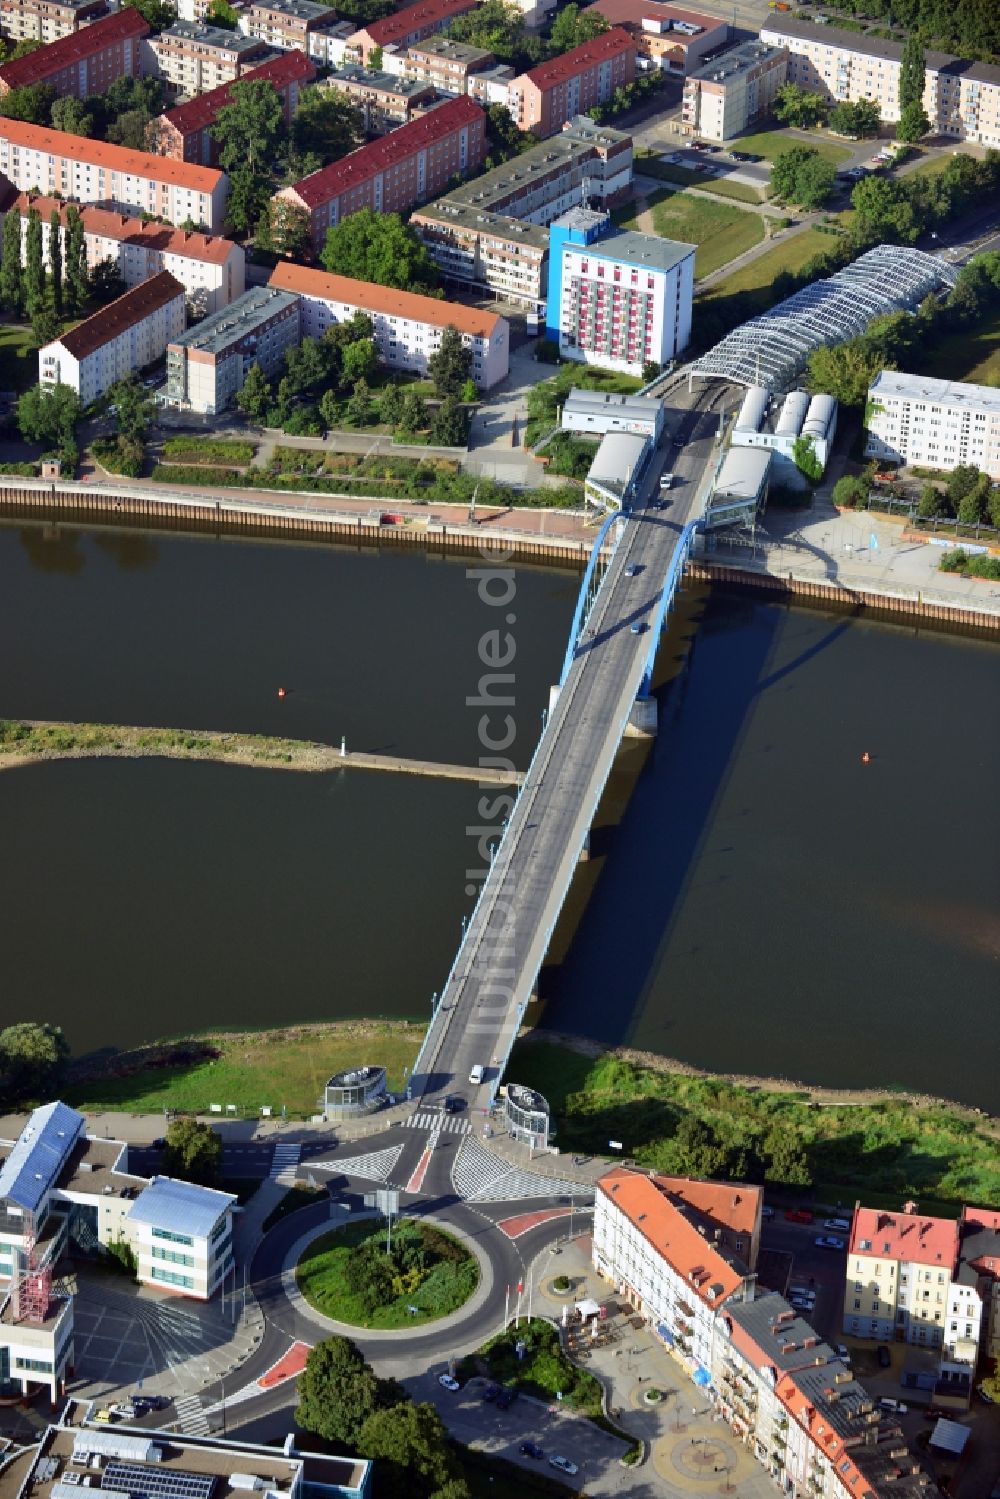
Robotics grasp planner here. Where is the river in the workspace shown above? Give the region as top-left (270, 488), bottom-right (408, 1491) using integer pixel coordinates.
top-left (3, 523), bottom-right (999, 1105)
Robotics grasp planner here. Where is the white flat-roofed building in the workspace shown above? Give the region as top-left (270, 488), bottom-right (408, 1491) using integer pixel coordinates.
top-left (731, 384), bottom-right (837, 487)
top-left (166, 285), bottom-right (301, 412)
top-left (148, 20), bottom-right (274, 94)
top-left (561, 387), bottom-right (664, 439)
top-left (681, 39), bottom-right (787, 142)
top-left (707, 445), bottom-right (770, 528)
top-left (0, 1288), bottom-right (73, 1401)
top-left (38, 271), bottom-right (187, 403)
top-left (865, 370), bottom-right (1000, 479)
top-left (126, 1176), bottom-right (236, 1300)
top-left (584, 429), bottom-right (652, 510)
top-left (583, 0), bottom-right (728, 74)
top-left (269, 261), bottom-right (509, 389)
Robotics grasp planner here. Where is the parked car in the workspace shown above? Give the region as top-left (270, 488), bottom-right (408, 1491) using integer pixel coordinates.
top-left (481, 1382), bottom-right (500, 1403)
top-left (624, 564), bottom-right (639, 577)
top-left (877, 1344), bottom-right (892, 1369)
top-left (761, 1205), bottom-right (774, 1219)
top-left (823, 1218), bottom-right (851, 1232)
top-left (659, 472), bottom-right (674, 489)
top-left (878, 1398), bottom-right (908, 1415)
top-left (785, 1208), bottom-right (813, 1224)
top-left (549, 1456), bottom-right (579, 1476)
top-left (443, 1095), bottom-right (465, 1113)
top-left (630, 622), bottom-right (647, 634)
top-left (790, 1296), bottom-right (815, 1311)
top-left (93, 1410), bottom-right (116, 1424)
top-left (835, 1344), bottom-right (851, 1360)
top-left (438, 1374), bottom-right (460, 1391)
top-left (815, 1235), bottom-right (846, 1250)
top-left (495, 1387), bottom-right (518, 1410)
top-left (520, 1442), bottom-right (544, 1459)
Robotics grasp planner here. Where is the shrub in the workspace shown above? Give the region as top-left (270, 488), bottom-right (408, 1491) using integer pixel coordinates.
top-left (162, 437), bottom-right (254, 465)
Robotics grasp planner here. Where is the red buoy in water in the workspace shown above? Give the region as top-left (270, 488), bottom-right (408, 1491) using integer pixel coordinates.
top-left (861, 751), bottom-right (870, 764)
top-left (277, 687), bottom-right (286, 699)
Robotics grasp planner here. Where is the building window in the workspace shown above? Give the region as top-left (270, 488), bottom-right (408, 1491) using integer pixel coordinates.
top-left (152, 1227), bottom-right (194, 1247)
top-left (150, 1266), bottom-right (195, 1290)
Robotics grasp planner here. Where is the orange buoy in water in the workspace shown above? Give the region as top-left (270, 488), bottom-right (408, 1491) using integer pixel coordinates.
top-left (861, 751), bottom-right (870, 764)
top-left (277, 687), bottom-right (286, 699)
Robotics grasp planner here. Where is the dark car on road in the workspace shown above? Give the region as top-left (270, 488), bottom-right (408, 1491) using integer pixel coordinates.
top-left (877, 1345), bottom-right (892, 1368)
top-left (520, 1442), bottom-right (544, 1460)
top-left (481, 1382), bottom-right (501, 1402)
top-left (444, 1095), bottom-right (465, 1113)
top-left (495, 1387), bottom-right (518, 1410)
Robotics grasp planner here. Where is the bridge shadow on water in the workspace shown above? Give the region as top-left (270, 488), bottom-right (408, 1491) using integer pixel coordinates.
top-left (538, 583), bottom-right (861, 1049)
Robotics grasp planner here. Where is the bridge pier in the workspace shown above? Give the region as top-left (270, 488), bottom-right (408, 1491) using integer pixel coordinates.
top-left (625, 696), bottom-right (658, 737)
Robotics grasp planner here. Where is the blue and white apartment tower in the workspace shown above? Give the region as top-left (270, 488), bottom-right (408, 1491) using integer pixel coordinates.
top-left (547, 207), bottom-right (695, 376)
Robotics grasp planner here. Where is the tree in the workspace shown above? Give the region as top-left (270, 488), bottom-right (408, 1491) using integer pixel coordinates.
top-left (770, 147), bottom-right (836, 209)
top-left (398, 389), bottom-right (427, 433)
top-left (957, 478), bottom-right (991, 524)
top-left (161, 1118), bottom-right (221, 1185)
top-left (918, 482), bottom-right (948, 518)
top-left (850, 175), bottom-right (922, 245)
top-left (50, 95), bottom-right (94, 136)
top-left (64, 206), bottom-right (87, 317)
top-left (773, 82), bottom-right (827, 129)
top-left (268, 197), bottom-right (311, 259)
top-left (212, 79), bottom-right (284, 175)
top-left (297, 1336), bottom-right (400, 1450)
top-left (227, 168), bottom-right (272, 237)
top-left (107, 109), bottom-right (154, 152)
top-left (808, 340), bottom-right (885, 407)
top-left (427, 324), bottom-right (472, 398)
top-left (379, 383), bottom-right (404, 428)
top-left (31, 306), bottom-right (60, 346)
top-left (108, 374), bottom-right (154, 444)
top-left (764, 1134), bottom-right (811, 1187)
top-left (460, 377), bottom-right (478, 403)
top-left (49, 210), bottom-right (62, 318)
top-left (122, 0), bottom-right (177, 28)
top-left (0, 1022), bottom-right (69, 1097)
top-left (485, 102), bottom-right (529, 166)
top-left (791, 433), bottom-right (822, 483)
top-left (320, 209), bottom-right (438, 293)
top-left (356, 1402), bottom-right (465, 1499)
top-left (19, 381), bottom-right (79, 449)
top-left (341, 337), bottom-right (378, 386)
top-left (284, 335), bottom-right (331, 396)
top-left (431, 395), bottom-right (469, 446)
top-left (237, 362), bottom-right (271, 422)
top-left (446, 0), bottom-right (533, 68)
top-left (345, 378), bottom-right (372, 427)
top-left (369, 44), bottom-right (383, 70)
top-left (88, 256), bottom-right (126, 305)
top-left (831, 474), bottom-right (867, 509)
top-left (898, 35), bottom-right (929, 142)
top-left (205, 0), bottom-right (238, 24)
top-left (24, 207), bottom-right (44, 315)
top-left (828, 97), bottom-right (880, 138)
top-left (2, 82), bottom-right (57, 125)
top-left (292, 87), bottom-right (363, 166)
top-left (0, 210), bottom-right (24, 314)
top-left (548, 2), bottom-right (608, 53)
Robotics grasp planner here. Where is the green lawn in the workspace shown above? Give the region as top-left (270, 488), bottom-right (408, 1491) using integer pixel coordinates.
top-left (62, 1021), bottom-right (424, 1117)
top-left (0, 321), bottom-right (40, 394)
top-left (904, 151), bottom-right (970, 180)
top-left (729, 126), bottom-right (853, 167)
top-left (636, 156), bottom-right (767, 204)
top-left (698, 225), bottom-right (834, 305)
top-left (644, 189), bottom-right (765, 278)
top-left (916, 303), bottom-right (1000, 384)
top-left (296, 1219), bottom-right (478, 1328)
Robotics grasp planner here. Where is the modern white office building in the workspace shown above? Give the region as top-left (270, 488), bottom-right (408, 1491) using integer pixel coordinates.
top-left (127, 1177), bottom-right (235, 1299)
top-left (269, 262), bottom-right (510, 390)
top-left (38, 271), bottom-right (187, 404)
top-left (865, 370), bottom-right (1000, 479)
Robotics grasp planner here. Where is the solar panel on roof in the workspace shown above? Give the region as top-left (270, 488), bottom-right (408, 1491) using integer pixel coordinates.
top-left (103, 1464), bottom-right (216, 1499)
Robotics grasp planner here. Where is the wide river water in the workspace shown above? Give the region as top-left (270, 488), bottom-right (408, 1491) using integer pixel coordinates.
top-left (2, 522), bottom-right (998, 1105)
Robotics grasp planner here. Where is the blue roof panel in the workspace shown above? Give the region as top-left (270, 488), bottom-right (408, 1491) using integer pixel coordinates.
top-left (0, 1101), bottom-right (85, 1214)
top-left (126, 1176), bottom-right (236, 1240)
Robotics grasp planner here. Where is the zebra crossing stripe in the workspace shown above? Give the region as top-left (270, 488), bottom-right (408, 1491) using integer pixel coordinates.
top-left (173, 1395), bottom-right (210, 1436)
top-left (406, 1112), bottom-right (468, 1134)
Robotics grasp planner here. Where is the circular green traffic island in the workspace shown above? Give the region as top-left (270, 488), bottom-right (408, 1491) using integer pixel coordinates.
top-left (296, 1219), bottom-right (479, 1329)
top-left (643, 1388), bottom-right (665, 1405)
top-left (551, 1275), bottom-right (573, 1295)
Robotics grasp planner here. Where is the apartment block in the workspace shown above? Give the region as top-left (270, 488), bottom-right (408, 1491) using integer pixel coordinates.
top-left (843, 1204), bottom-right (959, 1350)
top-left (954, 1207), bottom-right (1000, 1368)
top-left (39, 270), bottom-right (187, 401)
top-left (270, 260), bottom-right (509, 389)
top-left (0, 0), bottom-right (105, 46)
top-left (276, 93), bottom-right (485, 251)
top-left (166, 285), bottom-right (300, 412)
top-left (12, 192), bottom-right (245, 314)
top-left (681, 38), bottom-right (787, 142)
top-left (0, 118), bottom-right (229, 230)
top-left (19, 1407), bottom-right (372, 1499)
top-left (865, 370), bottom-right (1000, 480)
top-left (317, 66), bottom-right (436, 132)
top-left (346, 0), bottom-right (478, 67)
top-left (760, 18), bottom-right (1000, 147)
top-left (548, 207), bottom-right (694, 374)
top-left (389, 35), bottom-right (496, 95)
top-left (149, 21), bottom-right (274, 94)
top-left (584, 0), bottom-right (727, 74)
top-left (0, 8), bottom-right (149, 100)
top-left (240, 0), bottom-right (338, 53)
top-left (413, 115), bottom-right (633, 305)
top-left (507, 28), bottom-right (636, 138)
top-left (155, 49), bottom-right (315, 165)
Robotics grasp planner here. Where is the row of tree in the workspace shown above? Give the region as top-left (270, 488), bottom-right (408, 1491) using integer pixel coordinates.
top-left (0, 1022), bottom-right (69, 1106)
top-left (819, 0), bottom-right (1000, 64)
top-left (834, 460), bottom-right (1000, 527)
top-left (2, 76), bottom-right (166, 154)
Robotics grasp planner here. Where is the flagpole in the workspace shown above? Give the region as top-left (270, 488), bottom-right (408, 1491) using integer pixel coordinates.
top-left (503, 1284), bottom-right (510, 1339)
top-left (527, 1263), bottom-right (533, 1325)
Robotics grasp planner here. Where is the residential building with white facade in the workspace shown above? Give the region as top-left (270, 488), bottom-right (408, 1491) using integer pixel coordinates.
top-left (127, 1177), bottom-right (235, 1299)
top-left (561, 387), bottom-right (664, 440)
top-left (269, 261), bottom-right (510, 389)
top-left (760, 18), bottom-right (1000, 147)
top-left (386, 35), bottom-right (497, 95)
top-left (0, 119), bottom-right (230, 232)
top-left (315, 66), bottom-right (435, 133)
top-left (413, 115), bottom-right (633, 306)
top-left (148, 20), bottom-right (275, 94)
top-left (842, 1204), bottom-right (959, 1350)
top-left (0, 0), bottom-right (106, 45)
top-left (865, 370), bottom-right (1000, 480)
top-left (240, 0), bottom-right (338, 54)
top-left (38, 270), bottom-right (187, 402)
top-left (12, 193), bottom-right (244, 314)
top-left (681, 38), bottom-right (787, 142)
top-left (548, 207), bottom-right (694, 375)
top-left (165, 285), bottom-right (301, 412)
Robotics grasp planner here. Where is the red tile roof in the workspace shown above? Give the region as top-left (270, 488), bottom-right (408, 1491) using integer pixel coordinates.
top-left (0, 117), bottom-right (225, 194)
top-left (0, 8), bottom-right (149, 92)
top-left (849, 1206), bottom-right (959, 1270)
top-left (160, 49), bottom-right (315, 138)
top-left (652, 1176), bottom-right (761, 1239)
top-left (284, 93), bottom-right (482, 209)
top-left (515, 27), bottom-right (634, 89)
top-left (15, 193), bottom-right (238, 265)
top-left (598, 1167), bottom-right (746, 1309)
top-left (53, 270), bottom-right (185, 360)
top-left (360, 0), bottom-right (475, 47)
top-left (269, 259), bottom-right (500, 337)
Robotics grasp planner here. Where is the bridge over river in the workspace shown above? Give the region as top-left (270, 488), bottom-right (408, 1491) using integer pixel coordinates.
top-left (411, 381), bottom-right (730, 1107)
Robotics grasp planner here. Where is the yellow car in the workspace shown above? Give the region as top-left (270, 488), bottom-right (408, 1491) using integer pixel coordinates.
top-left (94, 1410), bottom-right (116, 1424)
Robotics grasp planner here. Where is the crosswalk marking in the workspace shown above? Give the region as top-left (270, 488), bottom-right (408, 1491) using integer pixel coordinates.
top-left (303, 1145), bottom-right (403, 1183)
top-left (172, 1394), bottom-right (210, 1436)
top-left (406, 1112), bottom-right (469, 1135)
top-left (270, 1142), bottom-right (301, 1184)
top-left (452, 1136), bottom-right (595, 1205)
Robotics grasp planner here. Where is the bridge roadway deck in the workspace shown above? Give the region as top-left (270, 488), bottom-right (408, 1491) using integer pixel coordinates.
top-left (413, 387), bottom-right (725, 1108)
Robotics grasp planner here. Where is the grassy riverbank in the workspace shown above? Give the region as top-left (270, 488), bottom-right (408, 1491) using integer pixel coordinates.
top-left (0, 719), bottom-right (322, 769)
top-left (510, 1037), bottom-right (1000, 1214)
top-left (63, 1022), bottom-right (424, 1115)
